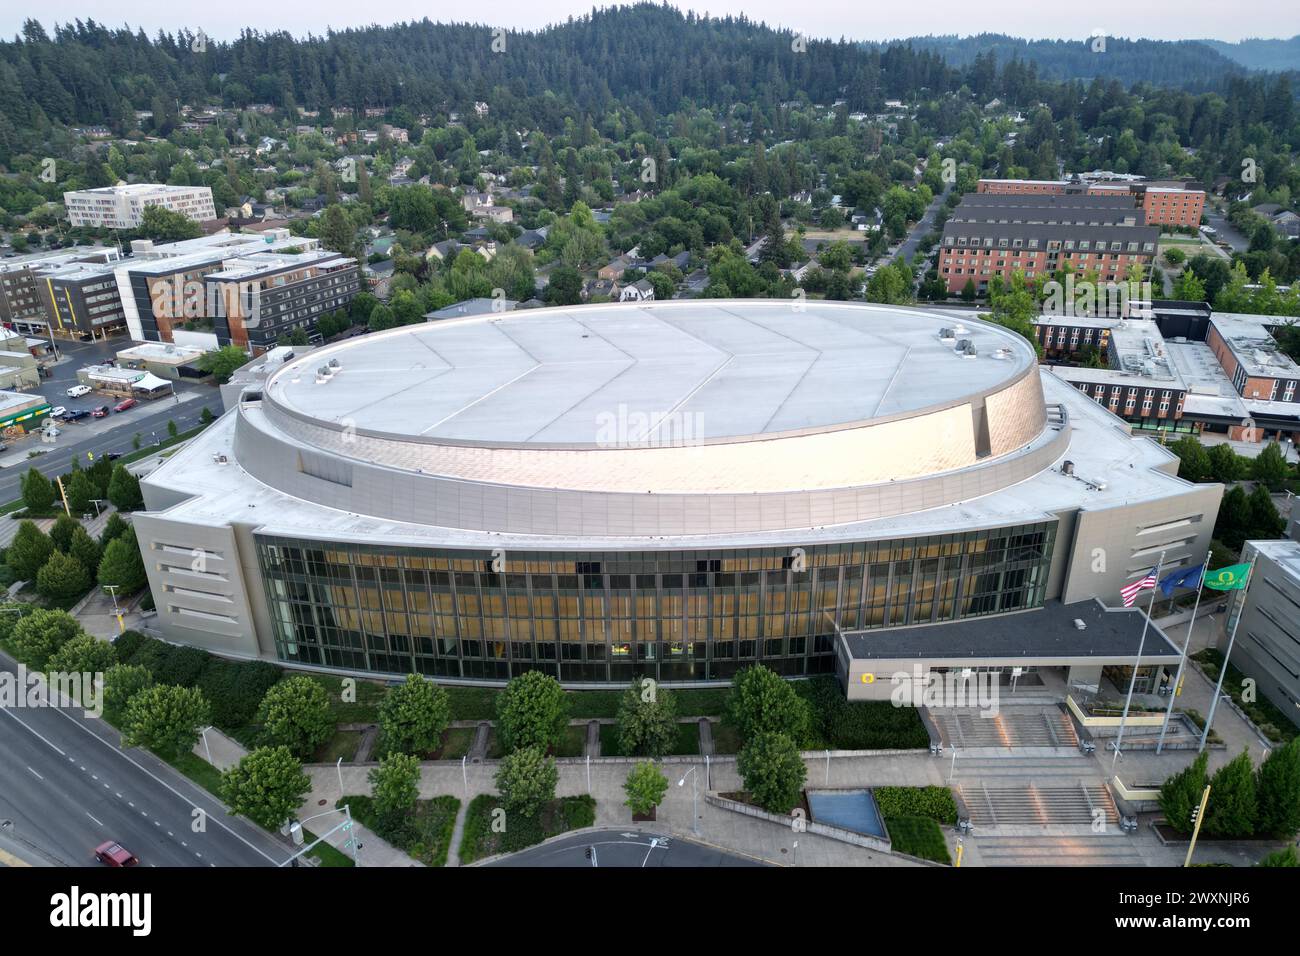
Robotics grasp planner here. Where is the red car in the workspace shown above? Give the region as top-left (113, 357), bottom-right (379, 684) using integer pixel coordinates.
top-left (91, 405), bottom-right (110, 418)
top-left (94, 841), bottom-right (139, 866)
top-left (113, 398), bottom-right (137, 413)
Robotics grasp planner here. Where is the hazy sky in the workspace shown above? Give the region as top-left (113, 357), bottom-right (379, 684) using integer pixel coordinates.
top-left (4, 1), bottom-right (1298, 44)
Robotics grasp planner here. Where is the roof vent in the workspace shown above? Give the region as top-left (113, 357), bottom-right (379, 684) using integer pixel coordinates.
top-left (211, 454), bottom-right (229, 465)
top-left (1073, 618), bottom-right (1087, 630)
top-left (1062, 460), bottom-right (1074, 475)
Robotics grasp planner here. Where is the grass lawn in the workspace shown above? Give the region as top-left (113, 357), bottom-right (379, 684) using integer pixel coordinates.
top-left (710, 721), bottom-right (743, 755)
top-left (313, 729), bottom-right (362, 764)
top-left (337, 794), bottom-right (460, 867)
top-left (436, 726), bottom-right (476, 760)
top-left (884, 816), bottom-right (951, 865)
top-left (598, 721), bottom-right (701, 756)
top-left (308, 673), bottom-right (390, 723)
top-left (458, 793), bottom-right (596, 864)
top-left (555, 724), bottom-right (587, 757)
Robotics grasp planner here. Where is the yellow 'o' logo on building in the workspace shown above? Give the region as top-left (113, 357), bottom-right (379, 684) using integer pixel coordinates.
top-left (860, 673), bottom-right (875, 684)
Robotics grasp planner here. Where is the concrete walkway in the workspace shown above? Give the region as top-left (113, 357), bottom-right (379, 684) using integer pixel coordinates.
top-left (307, 754), bottom-right (943, 867)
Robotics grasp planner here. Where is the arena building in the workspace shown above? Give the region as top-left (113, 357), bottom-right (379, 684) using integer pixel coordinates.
top-left (135, 302), bottom-right (1221, 693)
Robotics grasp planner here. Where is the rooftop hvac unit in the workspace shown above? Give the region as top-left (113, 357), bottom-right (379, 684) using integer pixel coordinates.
top-left (328, 358), bottom-right (341, 369)
top-left (1073, 619), bottom-right (1087, 630)
top-left (1062, 460), bottom-right (1074, 475)
top-left (956, 338), bottom-right (972, 351)
top-left (961, 343), bottom-right (977, 358)
top-left (211, 454), bottom-right (229, 465)
top-left (939, 327), bottom-right (956, 340)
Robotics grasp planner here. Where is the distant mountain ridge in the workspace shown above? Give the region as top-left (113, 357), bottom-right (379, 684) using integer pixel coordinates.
top-left (896, 34), bottom-right (1253, 88)
top-left (1198, 36), bottom-right (1300, 72)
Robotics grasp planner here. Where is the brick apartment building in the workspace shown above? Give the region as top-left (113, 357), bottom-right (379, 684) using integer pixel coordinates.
top-left (1036, 301), bottom-right (1300, 444)
top-left (940, 193), bottom-right (1158, 295)
top-left (977, 176), bottom-right (1205, 228)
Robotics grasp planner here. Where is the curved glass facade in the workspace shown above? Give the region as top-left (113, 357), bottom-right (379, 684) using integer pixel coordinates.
top-left (257, 523), bottom-right (1056, 683)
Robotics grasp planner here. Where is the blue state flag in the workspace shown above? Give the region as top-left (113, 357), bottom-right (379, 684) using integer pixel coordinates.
top-left (1159, 564), bottom-right (1203, 597)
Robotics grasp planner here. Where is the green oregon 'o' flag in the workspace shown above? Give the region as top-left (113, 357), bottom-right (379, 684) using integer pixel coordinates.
top-left (1204, 563), bottom-right (1251, 591)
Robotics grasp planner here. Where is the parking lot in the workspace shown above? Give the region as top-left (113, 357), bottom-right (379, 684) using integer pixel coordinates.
top-left (0, 334), bottom-right (223, 503)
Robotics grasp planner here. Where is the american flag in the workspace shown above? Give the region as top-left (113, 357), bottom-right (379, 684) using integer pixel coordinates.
top-left (1121, 569), bottom-right (1158, 607)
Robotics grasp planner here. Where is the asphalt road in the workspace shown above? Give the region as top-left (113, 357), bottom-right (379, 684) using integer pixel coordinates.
top-left (485, 829), bottom-right (767, 867)
top-left (0, 336), bottom-right (222, 505)
top-left (0, 649), bottom-right (284, 868)
top-left (895, 182), bottom-right (952, 265)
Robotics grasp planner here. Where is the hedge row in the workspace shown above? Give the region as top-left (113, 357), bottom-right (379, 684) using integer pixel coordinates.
top-left (112, 630), bottom-right (283, 731)
top-left (458, 793), bottom-right (596, 864)
top-left (873, 786), bottom-right (959, 824)
top-left (796, 676), bottom-right (930, 750)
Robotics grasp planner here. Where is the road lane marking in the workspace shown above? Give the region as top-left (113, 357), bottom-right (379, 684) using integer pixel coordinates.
top-left (86, 812), bottom-right (104, 827)
top-left (25, 766), bottom-right (43, 780)
top-left (0, 653), bottom-right (280, 866)
top-left (0, 708), bottom-right (67, 756)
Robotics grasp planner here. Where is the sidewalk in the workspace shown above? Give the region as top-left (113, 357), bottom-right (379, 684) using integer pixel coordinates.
top-left (307, 754), bottom-right (944, 867)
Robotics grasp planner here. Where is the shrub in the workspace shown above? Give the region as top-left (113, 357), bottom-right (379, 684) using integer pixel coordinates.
top-left (377, 674), bottom-right (451, 756)
top-left (615, 677), bottom-right (678, 758)
top-left (736, 732), bottom-right (806, 814)
top-left (199, 659), bottom-right (284, 731)
top-left (155, 644), bottom-right (209, 687)
top-left (46, 633), bottom-right (115, 676)
top-left (728, 665), bottom-right (812, 745)
top-left (495, 745), bottom-right (558, 818)
top-left (1204, 750), bottom-right (1257, 839)
top-left (98, 527), bottom-right (147, 593)
top-left (111, 629), bottom-right (147, 663)
top-left (257, 674), bottom-right (335, 759)
top-left (496, 671), bottom-right (569, 754)
top-left (873, 786), bottom-right (959, 824)
top-left (623, 761), bottom-right (669, 817)
top-left (10, 608), bottom-right (83, 668)
top-left (1159, 752), bottom-right (1208, 835)
top-left (369, 752), bottom-right (421, 839)
top-left (120, 684), bottom-right (211, 758)
top-left (1256, 738), bottom-right (1300, 838)
top-left (221, 746), bottom-right (310, 829)
top-left (36, 551), bottom-right (91, 602)
top-left (103, 663), bottom-right (153, 713)
top-left (7, 520), bottom-right (54, 579)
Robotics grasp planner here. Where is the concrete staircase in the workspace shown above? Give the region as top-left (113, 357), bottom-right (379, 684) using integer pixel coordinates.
top-left (972, 833), bottom-right (1146, 867)
top-left (958, 781), bottom-right (1119, 827)
top-left (931, 707), bottom-right (1079, 750)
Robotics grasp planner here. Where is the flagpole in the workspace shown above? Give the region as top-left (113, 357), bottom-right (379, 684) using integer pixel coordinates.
top-left (1157, 550), bottom-right (1211, 755)
top-left (1199, 553), bottom-right (1257, 754)
top-left (1112, 550), bottom-right (1165, 771)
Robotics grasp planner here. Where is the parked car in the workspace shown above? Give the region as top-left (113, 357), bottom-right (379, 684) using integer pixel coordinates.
top-left (50, 405), bottom-right (67, 418)
top-left (66, 384), bottom-right (91, 398)
top-left (62, 409), bottom-right (90, 422)
top-left (94, 841), bottom-right (138, 867)
top-left (105, 452), bottom-right (121, 461)
top-left (91, 405), bottom-right (110, 418)
top-left (113, 398), bottom-right (137, 413)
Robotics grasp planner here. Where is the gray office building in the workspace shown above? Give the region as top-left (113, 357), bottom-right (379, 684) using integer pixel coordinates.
top-left (1231, 539), bottom-right (1300, 720)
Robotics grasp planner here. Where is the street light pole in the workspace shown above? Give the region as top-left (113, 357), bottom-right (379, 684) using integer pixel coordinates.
top-left (677, 766), bottom-right (700, 836)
